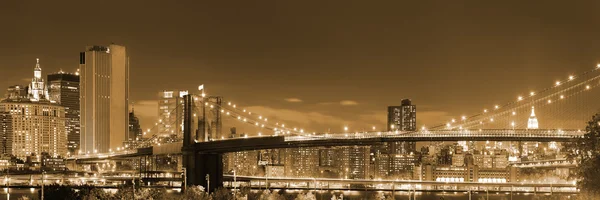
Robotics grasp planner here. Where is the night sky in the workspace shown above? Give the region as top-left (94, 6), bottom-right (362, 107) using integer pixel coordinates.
top-left (2, 1), bottom-right (600, 133)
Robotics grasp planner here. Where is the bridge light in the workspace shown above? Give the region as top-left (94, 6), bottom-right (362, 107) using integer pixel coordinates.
top-left (226, 112), bottom-right (230, 115)
top-left (451, 119), bottom-right (456, 123)
top-left (344, 126), bottom-right (348, 131)
top-left (259, 116), bottom-right (262, 119)
top-left (512, 111), bottom-right (516, 115)
top-left (517, 96), bottom-right (523, 101)
top-left (264, 118), bottom-right (268, 122)
top-left (569, 75), bottom-right (574, 80)
top-left (483, 109), bottom-right (487, 113)
top-left (548, 99), bottom-right (552, 104)
top-left (597, 63), bottom-right (600, 68)
top-left (221, 109), bottom-right (224, 113)
top-left (228, 102), bottom-right (231, 105)
top-left (243, 118), bottom-right (247, 122)
top-left (556, 81), bottom-right (561, 86)
top-left (560, 95), bottom-right (564, 99)
top-left (490, 118), bottom-right (494, 122)
top-left (282, 124), bottom-right (285, 128)
top-left (494, 105), bottom-right (499, 109)
top-left (233, 104), bottom-right (236, 108)
top-left (461, 116), bottom-right (466, 120)
top-left (372, 126), bottom-right (376, 130)
top-left (446, 123), bottom-right (450, 127)
top-left (205, 102), bottom-right (208, 106)
top-left (529, 91), bottom-right (535, 96)
top-left (300, 129), bottom-right (304, 133)
top-left (243, 109), bottom-right (246, 112)
top-left (586, 85), bottom-right (590, 89)
top-left (201, 93), bottom-right (206, 97)
top-left (258, 132), bottom-right (262, 136)
top-left (255, 122), bottom-right (259, 126)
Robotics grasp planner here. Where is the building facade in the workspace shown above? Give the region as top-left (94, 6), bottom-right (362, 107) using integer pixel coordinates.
top-left (157, 90), bottom-right (188, 137)
top-left (0, 112), bottom-right (11, 155)
top-left (80, 45), bottom-right (129, 153)
top-left (0, 59), bottom-right (67, 159)
top-left (128, 110), bottom-right (142, 142)
top-left (47, 72), bottom-right (80, 153)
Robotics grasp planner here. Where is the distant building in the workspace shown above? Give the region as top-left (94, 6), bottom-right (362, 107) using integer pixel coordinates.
top-left (387, 99), bottom-right (416, 132)
top-left (527, 106), bottom-right (539, 129)
top-left (417, 164), bottom-right (518, 183)
top-left (47, 71), bottom-right (80, 153)
top-left (0, 112), bottom-right (11, 155)
top-left (387, 99), bottom-right (417, 155)
top-left (157, 90), bottom-right (188, 137)
top-left (286, 147), bottom-right (319, 178)
top-left (128, 109), bottom-right (142, 141)
top-left (80, 45), bottom-right (129, 153)
top-left (0, 59), bottom-right (67, 159)
top-left (5, 85), bottom-right (27, 100)
top-left (338, 146), bottom-right (369, 179)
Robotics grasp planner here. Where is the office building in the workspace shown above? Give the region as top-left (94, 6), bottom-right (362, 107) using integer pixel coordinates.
top-left (157, 90), bottom-right (188, 137)
top-left (387, 99), bottom-right (417, 155)
top-left (387, 99), bottom-right (416, 132)
top-left (47, 71), bottom-right (80, 153)
top-left (0, 59), bottom-right (67, 159)
top-left (80, 45), bottom-right (129, 153)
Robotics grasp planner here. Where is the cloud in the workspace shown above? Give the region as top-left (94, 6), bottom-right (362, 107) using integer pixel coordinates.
top-left (245, 105), bottom-right (350, 130)
top-left (284, 98), bottom-right (303, 103)
top-left (340, 100), bottom-right (359, 106)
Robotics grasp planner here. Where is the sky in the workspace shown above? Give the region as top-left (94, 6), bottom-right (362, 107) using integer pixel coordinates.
top-left (1, 1), bottom-right (600, 134)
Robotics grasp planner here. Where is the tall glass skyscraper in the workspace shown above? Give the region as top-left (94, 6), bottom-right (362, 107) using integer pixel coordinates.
top-left (79, 45), bottom-right (129, 154)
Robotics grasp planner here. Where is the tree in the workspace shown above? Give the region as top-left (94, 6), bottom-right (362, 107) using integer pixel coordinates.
top-left (38, 184), bottom-right (78, 200)
top-left (212, 187), bottom-right (233, 200)
top-left (78, 186), bottom-right (112, 200)
top-left (565, 113), bottom-right (600, 194)
top-left (180, 185), bottom-right (211, 200)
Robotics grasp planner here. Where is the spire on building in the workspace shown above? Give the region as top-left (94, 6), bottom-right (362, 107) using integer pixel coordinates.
top-left (29, 58), bottom-right (48, 101)
top-left (527, 106), bottom-right (539, 129)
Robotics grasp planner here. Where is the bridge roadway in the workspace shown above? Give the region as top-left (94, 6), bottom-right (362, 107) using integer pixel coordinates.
top-left (69, 129), bottom-right (582, 161)
top-left (194, 129), bottom-right (582, 153)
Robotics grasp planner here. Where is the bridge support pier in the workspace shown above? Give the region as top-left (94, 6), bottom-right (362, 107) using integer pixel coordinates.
top-left (183, 151), bottom-right (223, 193)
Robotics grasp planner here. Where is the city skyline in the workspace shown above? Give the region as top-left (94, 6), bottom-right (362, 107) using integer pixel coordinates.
top-left (3, 1), bottom-right (600, 133)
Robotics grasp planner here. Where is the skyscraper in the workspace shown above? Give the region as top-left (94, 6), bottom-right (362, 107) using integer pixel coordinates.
top-left (80, 45), bottom-right (129, 153)
top-left (47, 71), bottom-right (80, 153)
top-left (128, 110), bottom-right (142, 142)
top-left (157, 90), bottom-right (188, 137)
top-left (387, 99), bottom-right (416, 132)
top-left (527, 106), bottom-right (539, 129)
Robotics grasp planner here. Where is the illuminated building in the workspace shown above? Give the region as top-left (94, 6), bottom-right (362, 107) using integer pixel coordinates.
top-left (417, 164), bottom-right (519, 183)
top-left (527, 106), bottom-right (539, 129)
top-left (47, 71), bottom-right (80, 153)
top-left (285, 147), bottom-right (319, 178)
top-left (157, 90), bottom-right (188, 137)
top-left (5, 85), bottom-right (27, 100)
top-left (0, 112), bottom-right (11, 155)
top-left (80, 45), bottom-right (129, 153)
top-left (28, 58), bottom-right (48, 101)
top-left (0, 59), bottom-right (67, 159)
top-left (338, 146), bottom-right (369, 179)
top-left (387, 99), bottom-right (416, 154)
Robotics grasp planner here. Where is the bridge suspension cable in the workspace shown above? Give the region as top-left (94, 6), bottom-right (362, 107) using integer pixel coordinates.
top-left (430, 64), bottom-right (600, 131)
